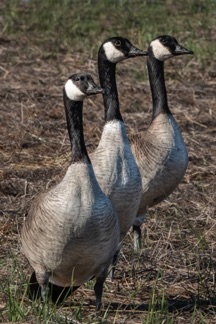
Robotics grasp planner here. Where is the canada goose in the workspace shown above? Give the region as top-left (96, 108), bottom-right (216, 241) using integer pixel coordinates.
top-left (90, 37), bottom-right (147, 270)
top-left (21, 73), bottom-right (120, 311)
top-left (128, 35), bottom-right (193, 250)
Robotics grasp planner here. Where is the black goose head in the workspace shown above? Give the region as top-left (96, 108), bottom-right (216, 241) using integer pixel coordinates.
top-left (99, 36), bottom-right (148, 63)
top-left (149, 35), bottom-right (193, 61)
top-left (64, 73), bottom-right (103, 101)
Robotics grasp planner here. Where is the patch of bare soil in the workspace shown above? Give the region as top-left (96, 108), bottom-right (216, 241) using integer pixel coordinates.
top-left (0, 33), bottom-right (215, 323)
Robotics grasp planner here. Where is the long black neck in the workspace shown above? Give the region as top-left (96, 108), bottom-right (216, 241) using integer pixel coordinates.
top-left (147, 53), bottom-right (171, 120)
top-left (63, 90), bottom-right (90, 164)
top-left (98, 55), bottom-right (123, 122)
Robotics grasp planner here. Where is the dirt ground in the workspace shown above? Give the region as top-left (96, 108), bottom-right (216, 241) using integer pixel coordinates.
top-left (0, 33), bottom-right (215, 323)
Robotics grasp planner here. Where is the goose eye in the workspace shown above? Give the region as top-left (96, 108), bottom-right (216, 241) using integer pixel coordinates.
top-left (114, 40), bottom-right (121, 47)
top-left (161, 38), bottom-right (168, 45)
top-left (75, 77), bottom-right (80, 82)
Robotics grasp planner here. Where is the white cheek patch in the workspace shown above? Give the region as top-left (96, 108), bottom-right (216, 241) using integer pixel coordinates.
top-left (151, 39), bottom-right (172, 61)
top-left (103, 42), bottom-right (125, 63)
top-left (64, 79), bottom-right (86, 101)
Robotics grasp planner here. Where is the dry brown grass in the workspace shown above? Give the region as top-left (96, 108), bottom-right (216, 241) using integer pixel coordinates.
top-left (0, 31), bottom-right (215, 323)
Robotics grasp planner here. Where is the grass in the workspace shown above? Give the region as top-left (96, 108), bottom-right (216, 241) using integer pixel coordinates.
top-left (1, 251), bottom-right (214, 323)
top-left (0, 0), bottom-right (216, 323)
top-left (1, 0), bottom-right (216, 65)
top-left (1, 253), bottom-right (85, 323)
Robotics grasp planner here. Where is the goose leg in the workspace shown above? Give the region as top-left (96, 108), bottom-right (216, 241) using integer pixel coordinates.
top-left (28, 271), bottom-right (41, 300)
top-left (109, 251), bottom-right (119, 280)
top-left (28, 271), bottom-right (79, 304)
top-left (94, 271), bottom-right (107, 311)
top-left (133, 225), bottom-right (142, 251)
top-left (35, 270), bottom-right (49, 302)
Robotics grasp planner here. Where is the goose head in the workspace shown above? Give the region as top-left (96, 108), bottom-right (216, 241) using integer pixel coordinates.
top-left (100, 36), bottom-right (148, 64)
top-left (64, 73), bottom-right (103, 101)
top-left (149, 35), bottom-right (193, 61)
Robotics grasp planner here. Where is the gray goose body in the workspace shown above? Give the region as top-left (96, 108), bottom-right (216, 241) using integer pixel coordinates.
top-left (91, 120), bottom-right (142, 240)
top-left (22, 162), bottom-right (118, 287)
top-left (131, 113), bottom-right (188, 226)
top-left (21, 73), bottom-right (119, 310)
top-left (90, 37), bottom-right (147, 242)
top-left (129, 36), bottom-right (193, 250)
